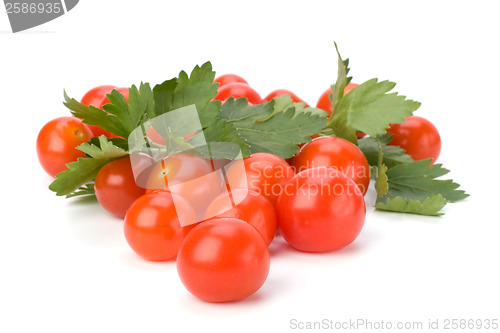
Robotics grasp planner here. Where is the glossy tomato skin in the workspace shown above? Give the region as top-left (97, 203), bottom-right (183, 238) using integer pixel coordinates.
top-left (276, 167), bottom-right (366, 252)
top-left (177, 218), bottom-right (270, 303)
top-left (214, 82), bottom-right (262, 105)
top-left (145, 153), bottom-right (223, 220)
top-left (214, 74), bottom-right (248, 88)
top-left (124, 191), bottom-right (197, 261)
top-left (263, 89), bottom-right (309, 106)
top-left (36, 117), bottom-right (93, 177)
top-left (94, 156), bottom-right (146, 219)
top-left (316, 82), bottom-right (359, 114)
top-left (226, 152), bottom-right (295, 207)
top-left (386, 116), bottom-right (441, 164)
top-left (291, 136), bottom-right (370, 195)
top-left (80, 85), bottom-right (118, 138)
top-left (204, 189), bottom-right (277, 245)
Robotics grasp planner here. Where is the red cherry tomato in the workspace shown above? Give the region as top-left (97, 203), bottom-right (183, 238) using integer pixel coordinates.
top-left (277, 167), bottom-right (366, 252)
top-left (80, 85), bottom-right (118, 138)
top-left (94, 156), bottom-right (146, 219)
top-left (145, 153), bottom-right (223, 219)
top-left (263, 89), bottom-right (309, 106)
top-left (291, 136), bottom-right (370, 195)
top-left (214, 82), bottom-right (262, 105)
top-left (316, 82), bottom-right (359, 114)
top-left (214, 74), bottom-right (249, 88)
top-left (177, 217), bottom-right (270, 303)
top-left (226, 152), bottom-right (295, 207)
top-left (124, 191), bottom-right (197, 261)
top-left (204, 189), bottom-right (277, 245)
top-left (36, 116), bottom-right (93, 177)
top-left (386, 116), bottom-right (441, 164)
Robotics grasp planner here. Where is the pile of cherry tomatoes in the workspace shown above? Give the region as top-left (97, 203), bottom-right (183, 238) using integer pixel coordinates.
top-left (36, 74), bottom-right (441, 303)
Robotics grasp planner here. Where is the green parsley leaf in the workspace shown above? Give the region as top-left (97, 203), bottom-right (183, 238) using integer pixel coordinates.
top-left (152, 78), bottom-right (177, 116)
top-left (329, 42), bottom-right (352, 116)
top-left (64, 91), bottom-right (127, 138)
top-left (219, 97), bottom-right (327, 159)
top-left (328, 78), bottom-right (421, 143)
top-left (376, 195), bottom-right (448, 216)
top-left (325, 44), bottom-right (421, 143)
top-left (190, 118), bottom-right (251, 159)
top-left (375, 159), bottom-right (469, 215)
top-left (257, 95), bottom-right (328, 122)
top-left (49, 158), bottom-right (112, 197)
top-left (358, 134), bottom-right (413, 168)
top-left (49, 137), bottom-right (127, 197)
top-left (65, 83), bottom-right (155, 139)
top-left (374, 139), bottom-right (389, 196)
top-left (102, 83), bottom-right (154, 138)
top-left (65, 184), bottom-right (96, 198)
top-left (173, 62), bottom-right (220, 127)
top-left (153, 62), bottom-right (221, 128)
top-left (78, 135), bottom-right (128, 159)
top-left (88, 136), bottom-right (129, 152)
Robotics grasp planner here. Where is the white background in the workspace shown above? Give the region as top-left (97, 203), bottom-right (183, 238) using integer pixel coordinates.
top-left (1, 1), bottom-right (499, 332)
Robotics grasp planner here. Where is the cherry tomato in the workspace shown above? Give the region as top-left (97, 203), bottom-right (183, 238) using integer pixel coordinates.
top-left (214, 74), bottom-right (249, 88)
top-left (263, 89), bottom-right (309, 106)
top-left (214, 82), bottom-right (262, 105)
top-left (291, 136), bottom-right (370, 195)
top-left (316, 82), bottom-right (359, 114)
top-left (277, 167), bottom-right (366, 252)
top-left (145, 153), bottom-right (223, 220)
top-left (80, 85), bottom-right (118, 138)
top-left (177, 217), bottom-right (270, 303)
top-left (36, 116), bottom-right (93, 177)
top-left (124, 191), bottom-right (197, 261)
top-left (94, 156), bottom-right (146, 219)
top-left (386, 115), bottom-right (441, 164)
top-left (204, 189), bottom-right (277, 245)
top-left (226, 152), bottom-right (295, 207)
